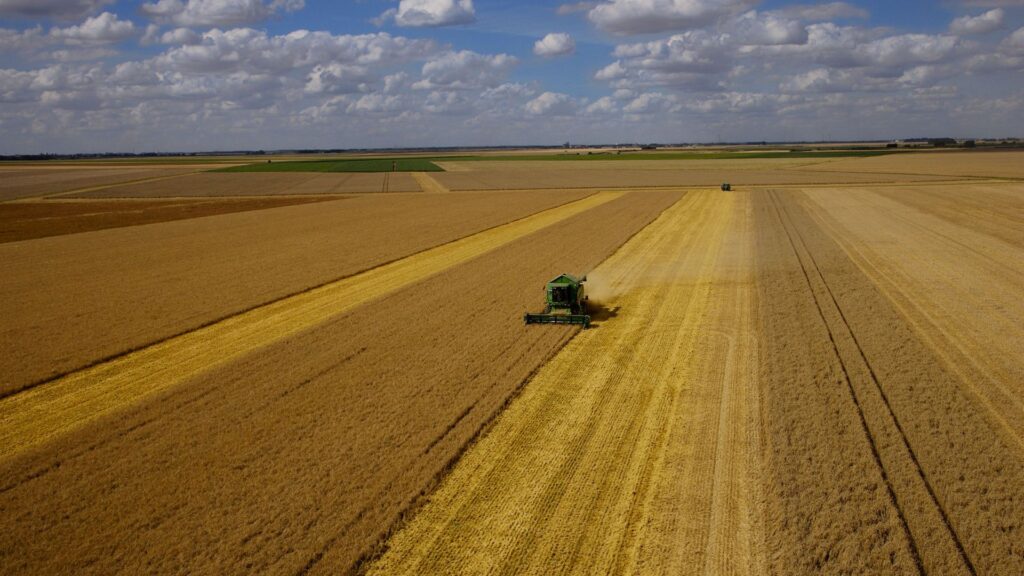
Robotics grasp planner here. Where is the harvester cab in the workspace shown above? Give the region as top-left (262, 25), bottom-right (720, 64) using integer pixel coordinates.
top-left (524, 273), bottom-right (591, 328)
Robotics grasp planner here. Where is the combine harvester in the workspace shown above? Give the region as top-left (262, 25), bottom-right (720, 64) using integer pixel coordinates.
top-left (524, 273), bottom-right (591, 328)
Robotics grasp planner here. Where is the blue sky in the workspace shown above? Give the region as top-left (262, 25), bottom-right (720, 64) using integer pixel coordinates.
top-left (1, 0), bottom-right (1022, 153)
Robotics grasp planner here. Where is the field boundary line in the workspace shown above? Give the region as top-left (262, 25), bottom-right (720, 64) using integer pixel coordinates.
top-left (0, 191), bottom-right (624, 462)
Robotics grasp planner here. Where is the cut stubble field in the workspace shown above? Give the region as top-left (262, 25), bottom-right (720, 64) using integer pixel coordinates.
top-left (0, 189), bottom-right (681, 575)
top-left (0, 189), bottom-right (594, 393)
top-left (372, 181), bottom-right (1024, 575)
top-left (1, 152), bottom-right (1023, 576)
top-left (68, 171), bottom-right (422, 197)
top-left (429, 166), bottom-right (949, 191)
top-left (0, 196), bottom-right (337, 243)
top-left (0, 164), bottom-right (230, 201)
top-left (371, 189), bottom-right (766, 575)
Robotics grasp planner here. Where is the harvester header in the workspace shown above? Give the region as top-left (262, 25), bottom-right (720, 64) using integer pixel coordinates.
top-left (524, 273), bottom-right (591, 328)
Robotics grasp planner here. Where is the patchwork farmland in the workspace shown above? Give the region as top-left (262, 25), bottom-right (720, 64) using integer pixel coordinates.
top-left (1, 149), bottom-right (1022, 575)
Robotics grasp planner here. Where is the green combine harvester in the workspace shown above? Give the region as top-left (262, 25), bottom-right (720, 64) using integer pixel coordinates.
top-left (524, 273), bottom-right (591, 328)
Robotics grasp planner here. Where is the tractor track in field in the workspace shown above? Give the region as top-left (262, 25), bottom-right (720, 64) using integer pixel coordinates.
top-left (799, 192), bottom-right (1024, 456)
top-left (767, 189), bottom-right (976, 576)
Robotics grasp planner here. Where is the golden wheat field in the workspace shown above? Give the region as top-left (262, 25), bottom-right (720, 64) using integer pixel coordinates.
top-left (0, 150), bottom-right (1022, 575)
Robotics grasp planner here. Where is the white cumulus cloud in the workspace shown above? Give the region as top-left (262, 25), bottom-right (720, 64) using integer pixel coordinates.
top-left (525, 91), bottom-right (577, 115)
top-left (49, 12), bottom-right (136, 45)
top-left (1008, 26), bottom-right (1024, 50)
top-left (380, 0), bottom-right (476, 28)
top-left (140, 0), bottom-right (305, 27)
top-left (413, 50), bottom-right (516, 90)
top-left (778, 2), bottom-right (868, 21)
top-left (585, 95), bottom-right (617, 114)
top-left (731, 11), bottom-right (808, 45)
top-left (534, 33), bottom-right (575, 57)
top-left (588, 0), bottom-right (757, 35)
top-left (950, 8), bottom-right (1004, 35)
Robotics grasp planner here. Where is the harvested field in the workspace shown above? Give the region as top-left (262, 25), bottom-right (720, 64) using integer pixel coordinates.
top-left (371, 181), bottom-right (1024, 574)
top-left (431, 167), bottom-right (946, 191)
top-left (370, 189), bottom-right (767, 574)
top-left (0, 197), bottom-right (335, 243)
top-left (69, 172), bottom-right (420, 198)
top-left (411, 171), bottom-right (449, 193)
top-left (0, 189), bottom-right (591, 393)
top-left (801, 184), bottom-right (1024, 453)
top-left (756, 188), bottom-right (1024, 574)
top-left (216, 158), bottom-right (443, 172)
top-left (0, 191), bottom-right (623, 458)
top-left (798, 150), bottom-right (1024, 179)
top-left (435, 157), bottom-right (837, 172)
top-left (0, 166), bottom-right (204, 201)
top-left (0, 190), bottom-right (680, 575)
top-left (2, 151), bottom-right (1024, 576)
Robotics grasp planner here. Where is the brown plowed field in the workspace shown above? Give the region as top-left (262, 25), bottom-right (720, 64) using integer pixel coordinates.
top-left (797, 150), bottom-right (1024, 179)
top-left (0, 189), bottom-right (590, 393)
top-left (0, 197), bottom-right (336, 243)
top-left (0, 166), bottom-right (207, 201)
top-left (69, 172), bottom-right (421, 198)
top-left (0, 190), bottom-right (680, 575)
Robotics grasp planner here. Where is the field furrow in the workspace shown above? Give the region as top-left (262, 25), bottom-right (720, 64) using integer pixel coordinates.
top-left (0, 192), bottom-right (622, 461)
top-left (369, 189), bottom-right (767, 575)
